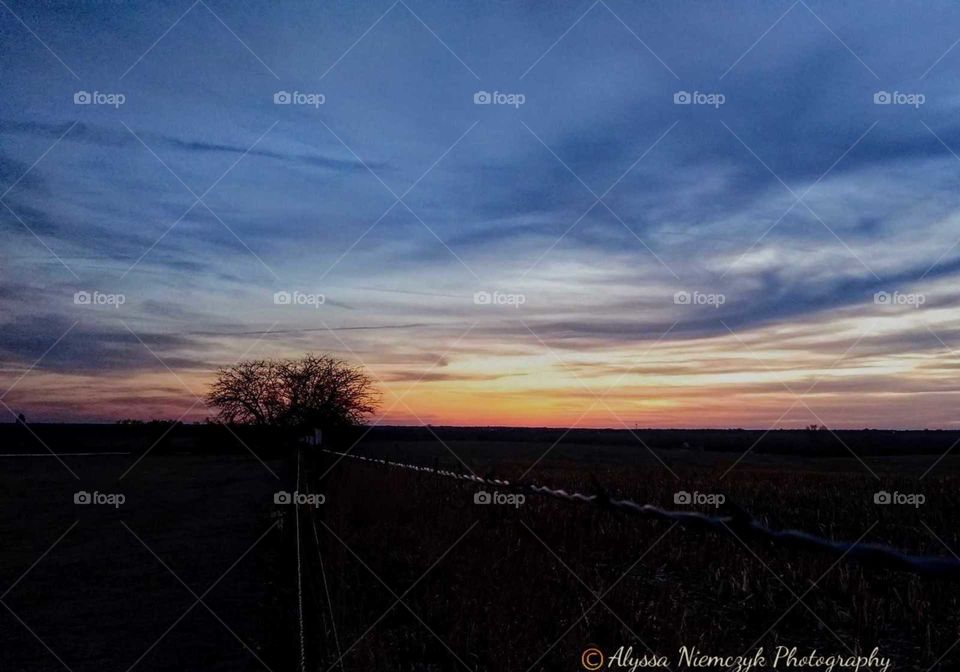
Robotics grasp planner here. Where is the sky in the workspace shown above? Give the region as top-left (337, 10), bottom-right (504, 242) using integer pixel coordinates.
top-left (2, 0), bottom-right (960, 428)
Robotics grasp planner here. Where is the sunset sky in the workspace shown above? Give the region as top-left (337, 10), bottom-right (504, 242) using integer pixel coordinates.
top-left (3, 1), bottom-right (960, 428)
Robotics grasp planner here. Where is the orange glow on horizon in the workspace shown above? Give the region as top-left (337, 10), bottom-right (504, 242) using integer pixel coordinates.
top-left (4, 306), bottom-right (960, 429)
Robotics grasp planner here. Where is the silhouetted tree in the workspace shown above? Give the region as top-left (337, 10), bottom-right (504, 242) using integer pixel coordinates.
top-left (206, 359), bottom-right (287, 426)
top-left (205, 354), bottom-right (378, 431)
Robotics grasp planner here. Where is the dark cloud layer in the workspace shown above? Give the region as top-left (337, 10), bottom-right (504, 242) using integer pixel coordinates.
top-left (3, 0), bottom-right (960, 423)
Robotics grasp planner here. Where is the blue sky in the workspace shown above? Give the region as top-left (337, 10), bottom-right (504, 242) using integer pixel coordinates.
top-left (3, 0), bottom-right (960, 427)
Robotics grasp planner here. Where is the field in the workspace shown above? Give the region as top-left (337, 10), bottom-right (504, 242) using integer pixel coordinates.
top-left (3, 426), bottom-right (960, 671)
top-left (304, 435), bottom-right (960, 671)
top-left (0, 453), bottom-right (296, 672)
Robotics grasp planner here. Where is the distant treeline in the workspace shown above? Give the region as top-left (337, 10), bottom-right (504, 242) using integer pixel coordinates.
top-left (359, 426), bottom-right (960, 456)
top-left (0, 422), bottom-right (295, 456)
top-left (0, 423), bottom-right (958, 456)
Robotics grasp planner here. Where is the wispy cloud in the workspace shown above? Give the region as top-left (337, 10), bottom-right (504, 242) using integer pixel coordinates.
top-left (3, 0), bottom-right (960, 425)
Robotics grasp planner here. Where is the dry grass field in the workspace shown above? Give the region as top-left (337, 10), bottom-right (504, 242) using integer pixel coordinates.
top-left (301, 439), bottom-right (960, 671)
top-left (3, 431), bottom-right (959, 671)
top-left (0, 453), bottom-right (294, 672)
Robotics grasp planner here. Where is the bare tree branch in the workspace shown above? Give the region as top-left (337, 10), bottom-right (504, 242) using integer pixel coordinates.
top-left (205, 354), bottom-right (379, 431)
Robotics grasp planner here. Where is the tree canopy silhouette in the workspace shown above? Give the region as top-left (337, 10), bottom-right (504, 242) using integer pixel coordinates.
top-left (205, 354), bottom-right (378, 430)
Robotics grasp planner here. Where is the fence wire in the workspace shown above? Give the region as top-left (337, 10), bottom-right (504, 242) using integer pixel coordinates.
top-left (321, 449), bottom-right (960, 579)
top-left (294, 449), bottom-right (307, 672)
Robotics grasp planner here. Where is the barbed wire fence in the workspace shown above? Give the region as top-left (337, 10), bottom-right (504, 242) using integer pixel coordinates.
top-left (319, 448), bottom-right (960, 580)
top-left (294, 449), bottom-right (307, 672)
top-left (289, 446), bottom-right (356, 672)
top-left (304, 458), bottom-right (345, 672)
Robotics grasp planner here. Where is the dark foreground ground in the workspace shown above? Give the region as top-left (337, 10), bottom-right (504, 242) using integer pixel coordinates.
top-left (2, 425), bottom-right (960, 671)
top-left (0, 453), bottom-right (296, 672)
top-left (305, 440), bottom-right (960, 672)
